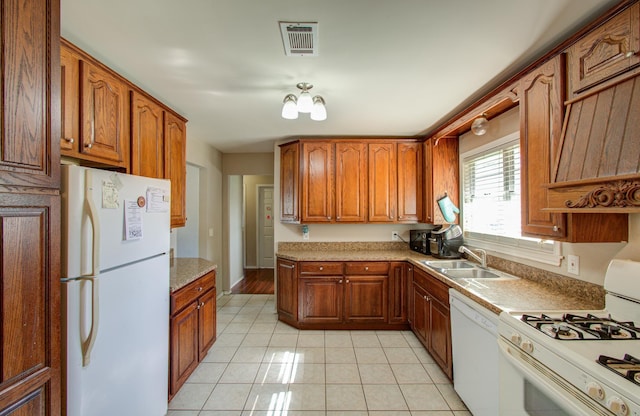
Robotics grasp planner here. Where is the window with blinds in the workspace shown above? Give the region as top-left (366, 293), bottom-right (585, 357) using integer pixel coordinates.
top-left (462, 139), bottom-right (521, 238)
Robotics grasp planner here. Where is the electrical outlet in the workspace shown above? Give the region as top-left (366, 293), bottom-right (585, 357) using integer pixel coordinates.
top-left (392, 231), bottom-right (400, 241)
top-left (567, 255), bottom-right (580, 275)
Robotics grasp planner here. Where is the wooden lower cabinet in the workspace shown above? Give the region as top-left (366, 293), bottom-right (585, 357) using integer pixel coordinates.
top-left (410, 268), bottom-right (453, 380)
top-left (169, 271), bottom-right (216, 398)
top-left (276, 259), bottom-right (298, 323)
top-left (278, 259), bottom-right (406, 330)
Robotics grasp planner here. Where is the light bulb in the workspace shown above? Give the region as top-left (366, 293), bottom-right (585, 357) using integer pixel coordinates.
top-left (310, 96), bottom-right (327, 121)
top-left (471, 115), bottom-right (488, 135)
top-left (281, 94), bottom-right (298, 119)
top-left (296, 90), bottom-right (313, 113)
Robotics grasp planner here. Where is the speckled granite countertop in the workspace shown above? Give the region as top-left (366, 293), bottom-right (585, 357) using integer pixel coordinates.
top-left (170, 258), bottom-right (217, 292)
top-left (276, 242), bottom-right (605, 315)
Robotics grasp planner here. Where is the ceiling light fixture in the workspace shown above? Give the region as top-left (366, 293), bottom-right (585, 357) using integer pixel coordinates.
top-left (471, 113), bottom-right (489, 136)
top-left (282, 82), bottom-right (327, 121)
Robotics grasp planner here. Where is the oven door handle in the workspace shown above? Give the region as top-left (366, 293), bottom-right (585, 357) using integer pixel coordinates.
top-left (498, 338), bottom-right (610, 416)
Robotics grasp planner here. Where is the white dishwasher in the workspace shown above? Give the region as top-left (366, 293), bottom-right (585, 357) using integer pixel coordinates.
top-left (449, 289), bottom-right (499, 416)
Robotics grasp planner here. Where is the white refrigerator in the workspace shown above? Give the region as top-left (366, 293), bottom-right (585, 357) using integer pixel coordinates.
top-left (61, 165), bottom-right (170, 416)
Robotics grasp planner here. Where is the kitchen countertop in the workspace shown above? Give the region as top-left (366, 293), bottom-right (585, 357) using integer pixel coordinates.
top-left (170, 257), bottom-right (217, 292)
top-left (276, 242), bottom-right (605, 315)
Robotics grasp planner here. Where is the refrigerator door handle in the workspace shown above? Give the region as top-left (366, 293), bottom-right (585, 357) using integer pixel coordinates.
top-left (83, 169), bottom-right (101, 277)
top-left (78, 276), bottom-right (99, 366)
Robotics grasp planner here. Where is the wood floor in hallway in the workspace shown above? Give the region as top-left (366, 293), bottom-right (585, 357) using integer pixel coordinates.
top-left (232, 268), bottom-right (274, 294)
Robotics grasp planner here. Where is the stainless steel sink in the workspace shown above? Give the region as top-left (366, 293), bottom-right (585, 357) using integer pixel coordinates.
top-left (441, 268), bottom-right (501, 279)
top-left (422, 260), bottom-right (475, 271)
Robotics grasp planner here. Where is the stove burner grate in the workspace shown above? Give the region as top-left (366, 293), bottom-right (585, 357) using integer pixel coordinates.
top-left (598, 354), bottom-right (640, 386)
top-left (520, 313), bottom-right (640, 340)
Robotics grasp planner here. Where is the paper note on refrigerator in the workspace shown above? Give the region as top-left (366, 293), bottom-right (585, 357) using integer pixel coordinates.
top-left (124, 200), bottom-right (143, 240)
top-left (146, 187), bottom-right (170, 213)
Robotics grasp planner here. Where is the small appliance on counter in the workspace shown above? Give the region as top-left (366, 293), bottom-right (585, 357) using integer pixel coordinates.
top-left (429, 224), bottom-right (463, 258)
top-left (410, 229), bottom-right (431, 254)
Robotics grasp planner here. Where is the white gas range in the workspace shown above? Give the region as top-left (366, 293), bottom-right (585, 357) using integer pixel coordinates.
top-left (498, 259), bottom-right (640, 416)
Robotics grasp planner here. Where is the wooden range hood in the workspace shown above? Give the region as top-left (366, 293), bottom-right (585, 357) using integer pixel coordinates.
top-left (546, 71), bottom-right (640, 212)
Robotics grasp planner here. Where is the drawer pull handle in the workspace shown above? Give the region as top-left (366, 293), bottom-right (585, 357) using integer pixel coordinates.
top-left (280, 264), bottom-right (295, 269)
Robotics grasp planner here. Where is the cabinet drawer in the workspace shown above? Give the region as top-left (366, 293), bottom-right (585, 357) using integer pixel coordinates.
top-left (413, 268), bottom-right (450, 305)
top-left (171, 271), bottom-right (215, 314)
top-left (299, 262), bottom-right (343, 275)
top-left (344, 262), bottom-right (389, 275)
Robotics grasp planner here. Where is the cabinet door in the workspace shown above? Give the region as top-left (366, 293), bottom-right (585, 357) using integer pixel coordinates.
top-left (397, 142), bottom-right (422, 223)
top-left (368, 143), bottom-right (396, 222)
top-left (165, 112), bottom-right (187, 228)
top-left (520, 55), bottom-right (566, 239)
top-left (388, 262), bottom-right (410, 324)
top-left (0, 0), bottom-right (60, 190)
top-left (301, 141), bottom-right (334, 222)
top-left (429, 297), bottom-right (452, 380)
top-left (198, 288), bottom-right (217, 361)
top-left (344, 275), bottom-right (388, 323)
top-left (428, 138), bottom-right (459, 225)
top-left (335, 142), bottom-right (367, 222)
top-left (131, 91), bottom-right (164, 178)
top-left (567, 3), bottom-right (640, 96)
top-left (423, 141), bottom-right (434, 224)
top-left (299, 277), bottom-right (343, 323)
top-left (411, 283), bottom-right (429, 346)
top-left (80, 60), bottom-right (127, 164)
top-left (279, 142), bottom-right (300, 223)
top-left (277, 259), bottom-right (297, 321)
top-left (0, 194), bottom-right (60, 415)
top-left (170, 302), bottom-right (199, 396)
top-left (61, 45), bottom-right (80, 154)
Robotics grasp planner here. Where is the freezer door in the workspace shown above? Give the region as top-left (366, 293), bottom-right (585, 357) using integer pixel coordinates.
top-left (63, 255), bottom-right (169, 416)
top-left (62, 165), bottom-right (170, 278)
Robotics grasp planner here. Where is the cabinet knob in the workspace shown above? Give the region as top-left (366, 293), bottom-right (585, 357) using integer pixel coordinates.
top-left (319, 266), bottom-right (323, 271)
top-left (336, 216), bottom-right (341, 220)
top-left (339, 279), bottom-right (343, 283)
top-left (365, 266), bottom-right (369, 271)
top-left (197, 287), bottom-right (203, 291)
top-left (423, 295), bottom-right (428, 300)
top-left (408, 267), bottom-right (412, 271)
top-left (553, 225), bottom-right (560, 232)
top-left (63, 137), bottom-right (75, 143)
top-left (327, 216), bottom-right (331, 220)
top-left (346, 279), bottom-right (349, 283)
top-left (625, 50), bottom-right (637, 58)
top-left (85, 143), bottom-right (93, 149)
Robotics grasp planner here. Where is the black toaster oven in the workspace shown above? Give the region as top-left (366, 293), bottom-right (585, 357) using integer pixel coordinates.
top-left (409, 229), bottom-right (430, 255)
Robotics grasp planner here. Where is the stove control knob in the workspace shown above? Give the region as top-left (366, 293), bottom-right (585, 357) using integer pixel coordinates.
top-left (521, 339), bottom-right (534, 354)
top-left (586, 382), bottom-right (604, 401)
top-left (510, 333), bottom-right (522, 345)
top-left (607, 396), bottom-right (628, 416)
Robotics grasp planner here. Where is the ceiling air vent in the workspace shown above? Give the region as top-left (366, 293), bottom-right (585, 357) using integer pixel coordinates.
top-left (279, 22), bottom-right (319, 56)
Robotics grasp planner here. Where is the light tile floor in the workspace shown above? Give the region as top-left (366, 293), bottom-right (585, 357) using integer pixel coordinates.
top-left (168, 294), bottom-right (471, 416)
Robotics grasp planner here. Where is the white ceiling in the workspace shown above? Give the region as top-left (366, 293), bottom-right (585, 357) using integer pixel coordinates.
top-left (61, 0), bottom-right (620, 153)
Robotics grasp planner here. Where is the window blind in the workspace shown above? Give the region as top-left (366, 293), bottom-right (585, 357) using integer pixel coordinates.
top-left (462, 139), bottom-right (521, 238)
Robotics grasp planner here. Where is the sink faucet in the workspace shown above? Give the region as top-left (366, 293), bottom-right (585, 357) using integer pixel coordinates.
top-left (458, 245), bottom-right (487, 268)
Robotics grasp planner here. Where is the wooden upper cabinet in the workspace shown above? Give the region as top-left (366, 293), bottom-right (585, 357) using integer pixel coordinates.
top-left (368, 143), bottom-right (397, 222)
top-left (80, 60), bottom-right (128, 165)
top-left (567, 3), bottom-right (640, 97)
top-left (131, 91), bottom-right (164, 178)
top-left (335, 142), bottom-right (367, 222)
top-left (397, 142), bottom-right (422, 223)
top-left (61, 46), bottom-right (80, 154)
top-left (0, 0), bottom-right (60, 190)
top-left (520, 55), bottom-right (567, 239)
top-left (165, 113), bottom-right (187, 228)
top-left (301, 141), bottom-right (334, 222)
top-left (279, 142), bottom-right (300, 223)
top-left (423, 138), bottom-right (459, 225)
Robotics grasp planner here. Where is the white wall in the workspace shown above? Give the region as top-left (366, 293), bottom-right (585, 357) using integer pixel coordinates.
top-left (459, 107), bottom-right (634, 286)
top-left (227, 175), bottom-right (244, 290)
top-left (172, 138), bottom-right (223, 291)
top-left (175, 163), bottom-right (200, 257)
